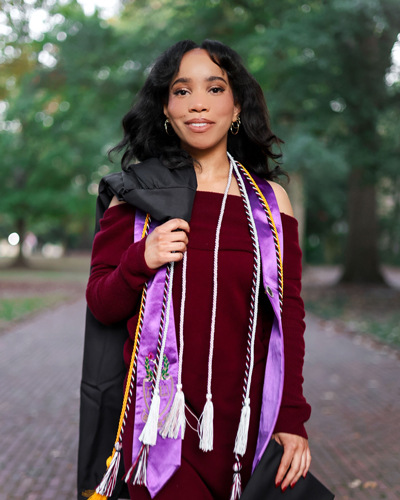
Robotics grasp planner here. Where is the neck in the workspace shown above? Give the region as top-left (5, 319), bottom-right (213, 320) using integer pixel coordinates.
top-left (181, 142), bottom-right (240, 195)
top-left (190, 149), bottom-right (235, 194)
top-left (192, 149), bottom-right (230, 176)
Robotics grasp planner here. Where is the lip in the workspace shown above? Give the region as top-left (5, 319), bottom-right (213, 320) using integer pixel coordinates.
top-left (184, 118), bottom-right (214, 124)
top-left (184, 118), bottom-right (214, 133)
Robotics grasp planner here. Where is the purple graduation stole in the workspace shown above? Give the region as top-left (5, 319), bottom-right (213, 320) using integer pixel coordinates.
top-left (131, 167), bottom-right (284, 498)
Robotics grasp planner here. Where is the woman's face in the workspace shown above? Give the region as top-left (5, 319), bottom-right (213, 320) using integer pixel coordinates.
top-left (164, 49), bottom-right (240, 158)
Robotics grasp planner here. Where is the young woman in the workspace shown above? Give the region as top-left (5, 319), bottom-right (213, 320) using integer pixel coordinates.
top-left (83, 39), bottom-right (311, 500)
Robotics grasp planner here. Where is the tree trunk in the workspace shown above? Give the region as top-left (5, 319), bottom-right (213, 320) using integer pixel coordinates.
top-left (341, 168), bottom-right (385, 284)
top-left (287, 172), bottom-right (306, 253)
top-left (11, 218), bottom-right (30, 268)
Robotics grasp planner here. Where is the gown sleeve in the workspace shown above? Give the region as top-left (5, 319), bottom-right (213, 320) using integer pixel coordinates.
top-left (86, 203), bottom-right (157, 325)
top-left (273, 213), bottom-right (311, 439)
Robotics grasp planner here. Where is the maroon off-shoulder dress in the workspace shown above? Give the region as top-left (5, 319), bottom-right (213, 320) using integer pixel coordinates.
top-left (86, 191), bottom-right (311, 500)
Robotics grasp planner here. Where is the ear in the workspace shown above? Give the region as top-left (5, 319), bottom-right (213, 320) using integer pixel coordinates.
top-left (163, 104), bottom-right (168, 117)
top-left (233, 103), bottom-right (241, 121)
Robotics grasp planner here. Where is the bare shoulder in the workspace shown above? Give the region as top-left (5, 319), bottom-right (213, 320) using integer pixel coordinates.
top-left (108, 195), bottom-right (126, 208)
top-left (267, 181), bottom-right (294, 217)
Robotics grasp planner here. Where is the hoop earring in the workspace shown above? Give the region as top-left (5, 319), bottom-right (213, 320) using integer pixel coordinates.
top-left (230, 115), bottom-right (241, 135)
top-left (164, 118), bottom-right (174, 136)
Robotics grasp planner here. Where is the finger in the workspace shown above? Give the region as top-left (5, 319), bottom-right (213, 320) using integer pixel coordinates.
top-left (304, 447), bottom-right (312, 477)
top-left (156, 225), bottom-right (189, 244)
top-left (275, 447), bottom-right (293, 488)
top-left (161, 218), bottom-right (190, 233)
top-left (290, 448), bottom-right (307, 488)
top-left (167, 251), bottom-right (185, 263)
top-left (148, 228), bottom-right (188, 249)
top-left (167, 241), bottom-right (188, 254)
top-left (158, 235), bottom-right (188, 254)
top-left (280, 448), bottom-right (302, 490)
top-left (170, 232), bottom-right (189, 245)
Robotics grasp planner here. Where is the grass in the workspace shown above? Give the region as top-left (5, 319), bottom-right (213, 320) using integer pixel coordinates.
top-left (305, 295), bottom-right (347, 320)
top-left (358, 315), bottom-right (400, 347)
top-left (0, 254), bottom-right (90, 331)
top-left (0, 294), bottom-right (68, 323)
top-left (304, 284), bottom-right (400, 348)
top-left (0, 254), bottom-right (90, 281)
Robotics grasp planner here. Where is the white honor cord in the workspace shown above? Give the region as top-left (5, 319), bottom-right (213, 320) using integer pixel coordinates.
top-left (139, 261), bottom-right (175, 446)
top-left (206, 159), bottom-right (234, 397)
top-left (230, 155), bottom-right (262, 402)
top-left (230, 155), bottom-right (262, 457)
top-left (160, 253), bottom-right (187, 440)
top-left (155, 261), bottom-right (175, 390)
top-left (178, 251), bottom-right (187, 386)
top-left (198, 157), bottom-right (234, 451)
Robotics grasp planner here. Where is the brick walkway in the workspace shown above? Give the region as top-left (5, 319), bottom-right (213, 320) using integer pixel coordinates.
top-left (304, 314), bottom-right (400, 500)
top-left (0, 300), bottom-right (85, 500)
top-left (0, 298), bottom-right (399, 499)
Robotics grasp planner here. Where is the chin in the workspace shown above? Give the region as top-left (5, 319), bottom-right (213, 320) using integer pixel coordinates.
top-left (185, 138), bottom-right (228, 154)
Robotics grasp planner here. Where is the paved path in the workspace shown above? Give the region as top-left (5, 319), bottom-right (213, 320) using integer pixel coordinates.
top-left (0, 300), bottom-right (85, 500)
top-left (304, 315), bottom-right (400, 500)
top-left (0, 299), bottom-right (399, 499)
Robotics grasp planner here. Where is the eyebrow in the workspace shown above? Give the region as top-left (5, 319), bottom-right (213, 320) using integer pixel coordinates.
top-left (171, 75), bottom-right (228, 88)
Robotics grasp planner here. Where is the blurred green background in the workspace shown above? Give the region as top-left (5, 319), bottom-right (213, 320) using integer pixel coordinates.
top-left (1, 0), bottom-right (399, 283)
top-left (1, 7), bottom-right (399, 498)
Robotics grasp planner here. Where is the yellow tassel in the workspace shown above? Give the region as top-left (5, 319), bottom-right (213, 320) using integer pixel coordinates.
top-left (106, 454), bottom-right (113, 468)
top-left (87, 493), bottom-right (108, 500)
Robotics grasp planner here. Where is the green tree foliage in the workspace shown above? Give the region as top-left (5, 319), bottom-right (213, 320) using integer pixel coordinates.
top-left (117, 0), bottom-right (400, 281)
top-left (0, 0), bottom-right (137, 262)
top-left (1, 0), bottom-right (399, 280)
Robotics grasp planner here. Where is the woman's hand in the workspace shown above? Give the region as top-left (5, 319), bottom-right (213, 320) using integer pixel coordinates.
top-left (145, 218), bottom-right (190, 269)
top-left (272, 432), bottom-right (311, 491)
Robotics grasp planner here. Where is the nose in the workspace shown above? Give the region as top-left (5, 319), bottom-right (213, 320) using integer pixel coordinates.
top-left (189, 103), bottom-right (209, 113)
top-left (189, 94), bottom-right (209, 113)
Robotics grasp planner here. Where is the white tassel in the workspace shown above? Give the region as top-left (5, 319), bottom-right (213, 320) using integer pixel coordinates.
top-left (139, 389), bottom-right (161, 446)
top-left (199, 394), bottom-right (214, 451)
top-left (160, 384), bottom-right (186, 439)
top-left (230, 460), bottom-right (243, 500)
top-left (95, 442), bottom-right (122, 496)
top-left (124, 462), bottom-right (135, 485)
top-left (129, 444), bottom-right (149, 486)
top-left (234, 398), bottom-right (251, 456)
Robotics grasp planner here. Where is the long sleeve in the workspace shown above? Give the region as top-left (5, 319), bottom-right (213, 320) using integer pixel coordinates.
top-left (86, 203), bottom-right (157, 325)
top-left (273, 213), bottom-right (311, 439)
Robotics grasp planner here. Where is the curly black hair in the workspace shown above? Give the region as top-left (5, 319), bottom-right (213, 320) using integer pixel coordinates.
top-left (110, 39), bottom-right (284, 180)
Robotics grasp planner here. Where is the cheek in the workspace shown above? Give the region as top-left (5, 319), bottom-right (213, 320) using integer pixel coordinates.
top-left (216, 96), bottom-right (237, 119)
top-left (166, 99), bottom-right (184, 120)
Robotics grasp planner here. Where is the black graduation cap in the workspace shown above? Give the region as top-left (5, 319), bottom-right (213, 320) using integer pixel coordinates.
top-left (241, 439), bottom-right (334, 500)
top-left (99, 157), bottom-right (197, 224)
top-left (77, 158), bottom-right (196, 500)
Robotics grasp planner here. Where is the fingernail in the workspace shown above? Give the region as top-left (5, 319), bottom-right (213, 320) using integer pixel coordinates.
top-left (282, 486), bottom-right (287, 492)
top-left (303, 471), bottom-right (307, 478)
top-left (275, 481), bottom-right (281, 488)
top-left (290, 482), bottom-right (295, 489)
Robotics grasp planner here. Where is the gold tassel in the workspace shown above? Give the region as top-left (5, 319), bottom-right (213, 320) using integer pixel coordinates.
top-left (82, 491), bottom-right (107, 500)
top-left (82, 491), bottom-right (95, 498)
top-left (87, 493), bottom-right (108, 500)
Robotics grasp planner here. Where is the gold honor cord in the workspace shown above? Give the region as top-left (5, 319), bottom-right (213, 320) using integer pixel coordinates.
top-left (237, 164), bottom-right (284, 306)
top-left (85, 213), bottom-right (151, 500)
top-left (113, 213), bottom-right (151, 450)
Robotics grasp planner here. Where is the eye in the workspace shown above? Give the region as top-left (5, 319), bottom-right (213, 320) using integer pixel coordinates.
top-left (173, 88), bottom-right (189, 96)
top-left (209, 86), bottom-right (225, 94)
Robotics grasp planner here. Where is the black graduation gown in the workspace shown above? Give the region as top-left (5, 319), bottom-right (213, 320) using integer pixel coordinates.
top-left (77, 158), bottom-right (197, 499)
